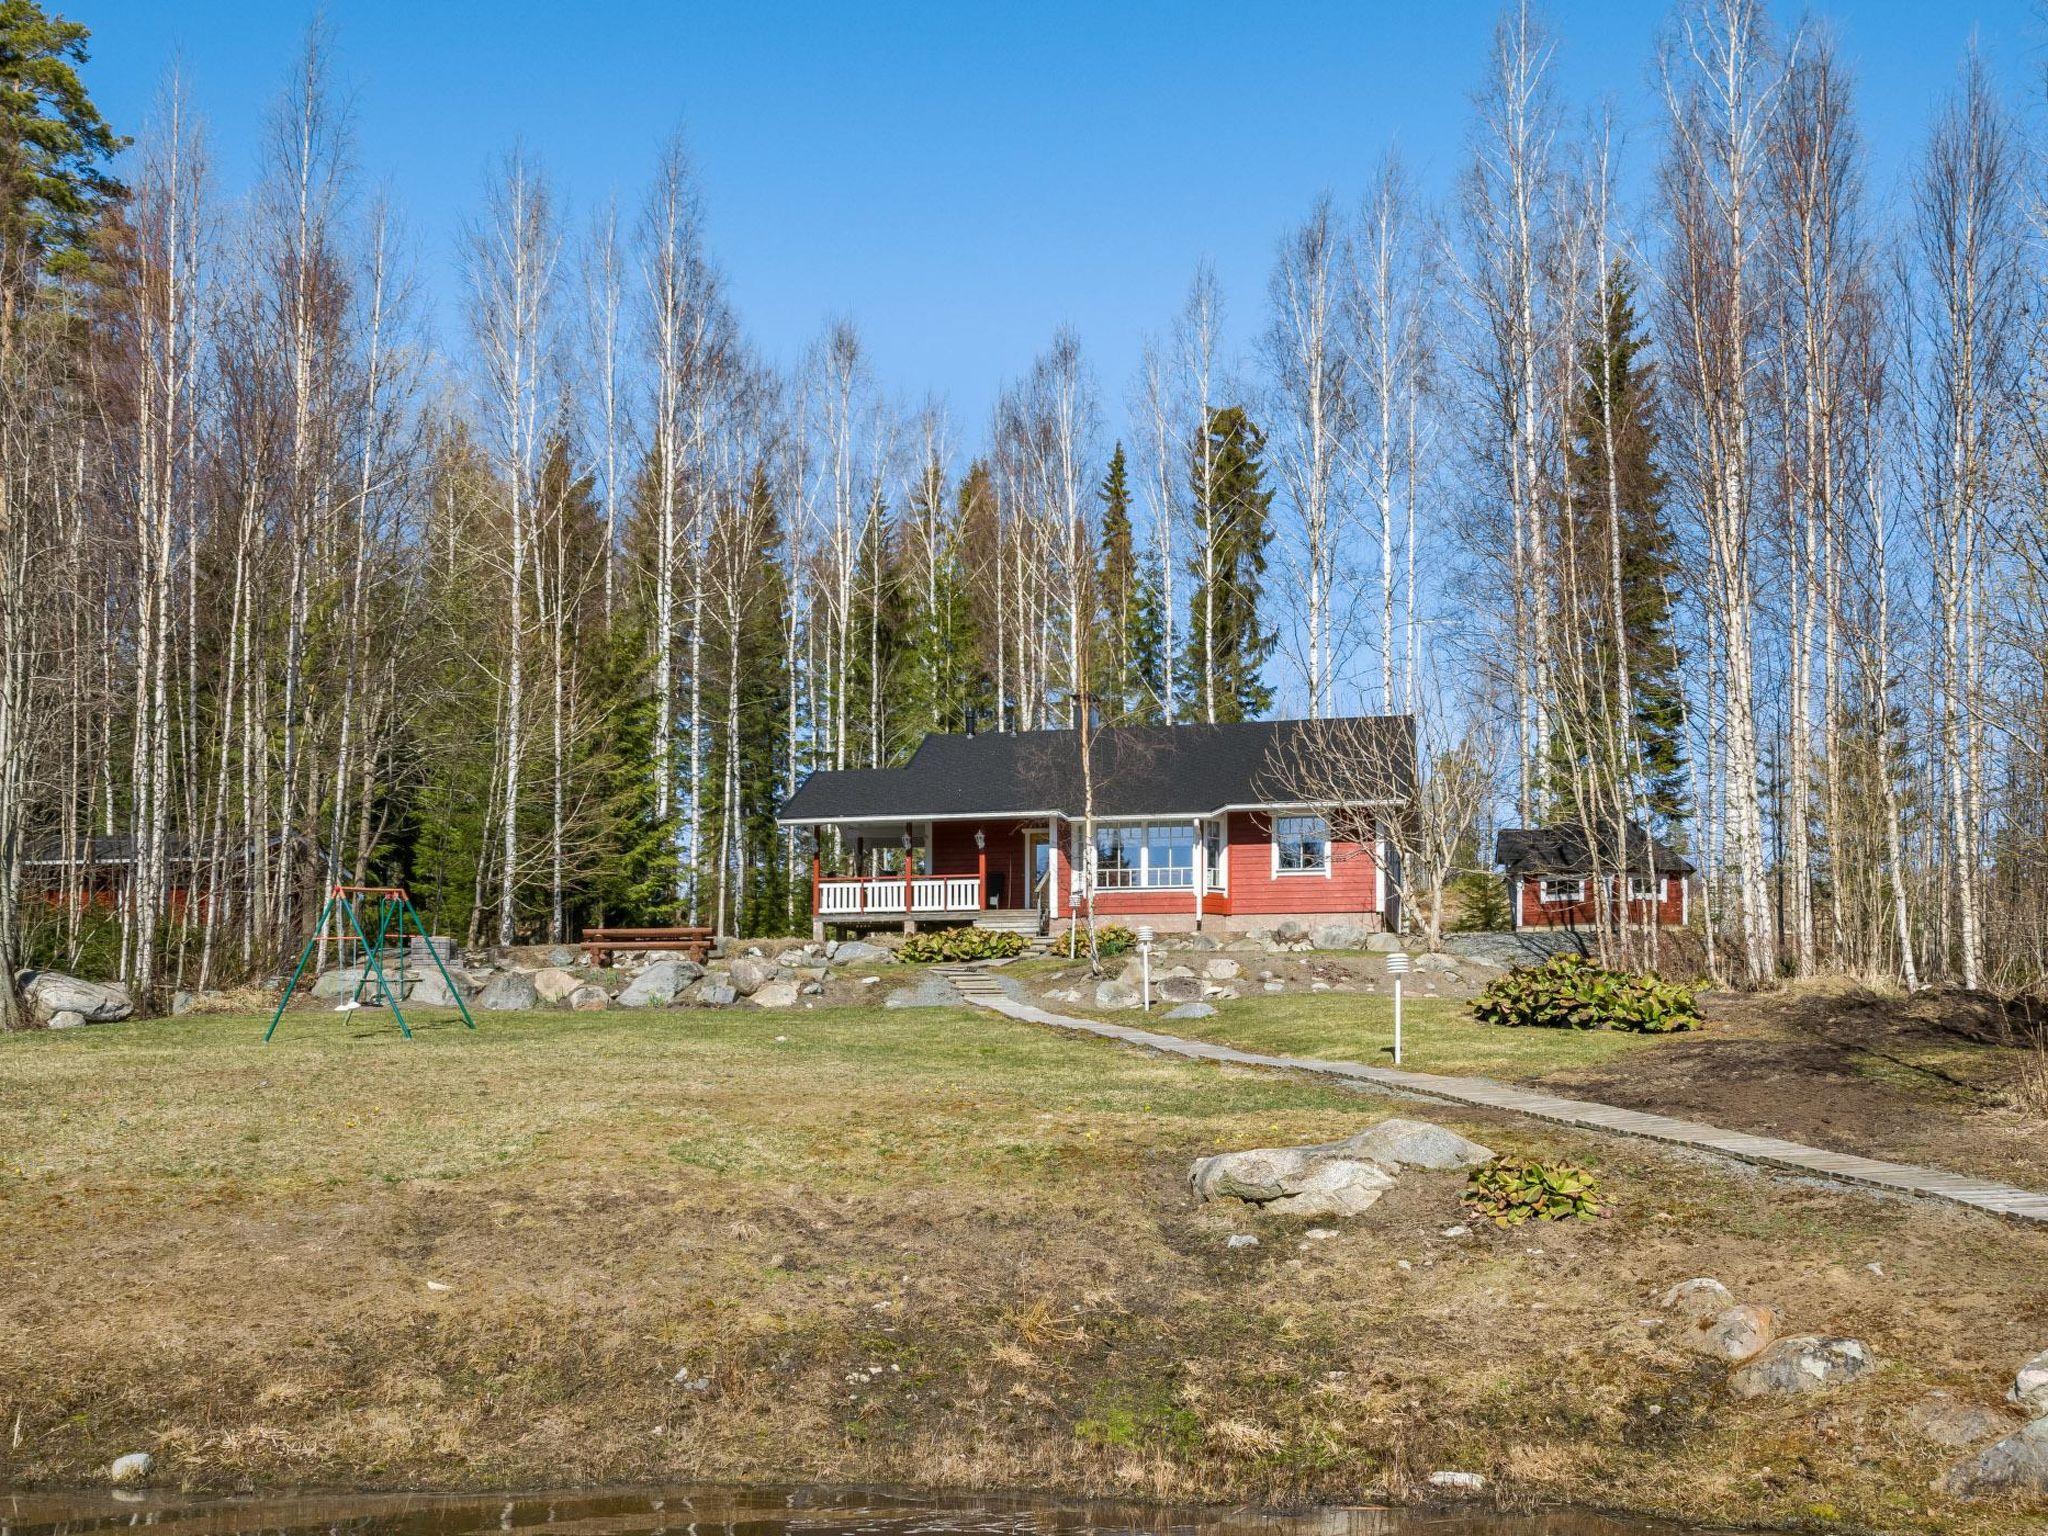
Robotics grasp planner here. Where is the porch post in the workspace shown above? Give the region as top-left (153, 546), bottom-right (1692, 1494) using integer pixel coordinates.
top-left (810, 850), bottom-right (823, 944)
top-left (1192, 816), bottom-right (1204, 933)
top-left (902, 827), bottom-right (915, 934)
top-left (1046, 814), bottom-right (1060, 927)
top-left (977, 845), bottom-right (988, 912)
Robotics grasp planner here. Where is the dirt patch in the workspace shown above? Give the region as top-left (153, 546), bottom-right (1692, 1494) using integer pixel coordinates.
top-left (1536, 980), bottom-right (2048, 1189)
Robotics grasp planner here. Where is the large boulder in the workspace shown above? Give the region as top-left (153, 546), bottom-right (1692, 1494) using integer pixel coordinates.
top-left (1907, 1393), bottom-right (2017, 1449)
top-left (23, 971), bottom-right (135, 1025)
top-left (1338, 1116), bottom-right (1495, 1171)
top-left (1203, 957), bottom-right (1242, 981)
top-left (1095, 976), bottom-right (1141, 1010)
top-left (1660, 1277), bottom-right (1735, 1323)
top-left (689, 981), bottom-right (738, 1007)
top-left (1310, 922), bottom-right (1369, 950)
top-left (1273, 920), bottom-right (1311, 946)
top-left (413, 974), bottom-right (481, 1011)
top-left (1680, 1304), bottom-right (1778, 1365)
top-left (726, 956), bottom-right (775, 997)
top-left (2011, 1349), bottom-right (2048, 1417)
top-left (1165, 1002), bottom-right (1216, 1020)
top-left (567, 985), bottom-right (611, 1012)
top-left (751, 979), bottom-right (802, 1008)
top-left (1729, 1335), bottom-right (1875, 1397)
top-left (832, 940), bottom-right (892, 965)
top-left (1191, 1144), bottom-right (1398, 1219)
top-left (1938, 1419), bottom-right (2048, 1499)
top-left (1156, 974), bottom-right (1205, 1005)
top-left (313, 965), bottom-right (414, 1001)
top-left (617, 960), bottom-right (690, 1008)
top-left (310, 967), bottom-right (365, 1000)
top-left (475, 970), bottom-right (540, 1011)
top-left (410, 968), bottom-right (477, 1007)
top-left (531, 967), bottom-right (582, 1004)
top-left (47, 1010), bottom-right (87, 1030)
top-left (1365, 932), bottom-right (1406, 952)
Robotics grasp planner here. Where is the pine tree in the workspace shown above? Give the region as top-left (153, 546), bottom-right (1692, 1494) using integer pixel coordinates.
top-left (1559, 267), bottom-right (1687, 829)
top-left (1093, 443), bottom-right (1143, 721)
top-left (1179, 405), bottom-right (1276, 722)
top-left (0, 0), bottom-right (125, 281)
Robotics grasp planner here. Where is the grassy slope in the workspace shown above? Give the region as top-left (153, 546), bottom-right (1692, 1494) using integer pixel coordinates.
top-left (1085, 988), bottom-right (1659, 1079)
top-left (1, 1002), bottom-right (2044, 1532)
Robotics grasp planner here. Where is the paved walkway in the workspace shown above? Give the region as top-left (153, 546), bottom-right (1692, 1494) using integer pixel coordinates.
top-left (935, 968), bottom-right (2048, 1226)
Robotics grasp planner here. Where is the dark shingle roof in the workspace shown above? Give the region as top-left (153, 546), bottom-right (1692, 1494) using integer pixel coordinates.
top-left (1495, 822), bottom-right (1696, 877)
top-left (779, 716), bottom-right (1416, 824)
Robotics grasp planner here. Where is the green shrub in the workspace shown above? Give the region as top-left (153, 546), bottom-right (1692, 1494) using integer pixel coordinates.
top-left (1089, 924), bottom-right (1136, 957)
top-left (1470, 953), bottom-right (1700, 1033)
top-left (1465, 1155), bottom-right (1604, 1226)
top-left (898, 927), bottom-right (1030, 964)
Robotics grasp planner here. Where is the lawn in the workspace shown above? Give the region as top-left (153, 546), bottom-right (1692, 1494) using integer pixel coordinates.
top-left (1120, 988), bottom-right (1660, 1079)
top-left (3, 1001), bottom-right (2045, 1532)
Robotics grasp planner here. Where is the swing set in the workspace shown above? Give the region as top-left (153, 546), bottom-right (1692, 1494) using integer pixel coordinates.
top-left (266, 885), bottom-right (478, 1041)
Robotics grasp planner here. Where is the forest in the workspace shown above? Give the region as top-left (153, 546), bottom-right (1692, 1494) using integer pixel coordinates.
top-left (2, 0), bottom-right (2046, 1023)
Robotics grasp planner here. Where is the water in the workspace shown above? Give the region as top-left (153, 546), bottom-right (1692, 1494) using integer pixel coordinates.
top-left (0, 1485), bottom-right (1701, 1536)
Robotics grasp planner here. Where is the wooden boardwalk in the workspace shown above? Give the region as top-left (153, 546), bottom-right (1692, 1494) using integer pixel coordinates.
top-left (935, 969), bottom-right (2048, 1226)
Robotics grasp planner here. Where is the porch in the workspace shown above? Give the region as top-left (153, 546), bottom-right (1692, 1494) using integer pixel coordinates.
top-left (804, 814), bottom-right (1052, 935)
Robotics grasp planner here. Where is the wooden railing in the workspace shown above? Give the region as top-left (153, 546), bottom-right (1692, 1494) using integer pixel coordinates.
top-left (815, 874), bottom-right (984, 916)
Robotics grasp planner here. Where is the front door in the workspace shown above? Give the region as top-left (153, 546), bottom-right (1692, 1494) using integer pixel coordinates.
top-left (1021, 830), bottom-right (1052, 914)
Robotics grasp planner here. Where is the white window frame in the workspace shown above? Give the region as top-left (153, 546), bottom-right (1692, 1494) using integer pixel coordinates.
top-left (1090, 820), bottom-right (1198, 890)
top-left (1271, 814), bottom-right (1333, 878)
top-left (1203, 818), bottom-right (1228, 891)
top-left (1538, 877), bottom-right (1586, 905)
top-left (1627, 875), bottom-right (1659, 902)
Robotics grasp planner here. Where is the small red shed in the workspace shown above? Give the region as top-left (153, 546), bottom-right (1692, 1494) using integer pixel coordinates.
top-left (1495, 822), bottom-right (1694, 931)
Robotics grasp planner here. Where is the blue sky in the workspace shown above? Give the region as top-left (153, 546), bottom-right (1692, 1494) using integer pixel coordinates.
top-left (71, 0), bottom-right (2047, 441)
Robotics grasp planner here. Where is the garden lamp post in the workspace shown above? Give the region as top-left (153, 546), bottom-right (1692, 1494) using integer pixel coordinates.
top-left (1384, 949), bottom-right (1411, 1065)
top-left (1136, 925), bottom-right (1155, 1012)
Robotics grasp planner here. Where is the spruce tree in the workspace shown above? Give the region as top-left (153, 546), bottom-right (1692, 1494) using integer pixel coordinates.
top-left (846, 491), bottom-right (908, 765)
top-left (723, 464), bottom-right (794, 933)
top-left (1127, 541), bottom-right (1169, 725)
top-left (1560, 266), bottom-right (1687, 830)
top-left (1179, 405), bottom-right (1276, 723)
top-left (899, 460), bottom-right (989, 738)
top-left (1093, 443), bottom-right (1142, 720)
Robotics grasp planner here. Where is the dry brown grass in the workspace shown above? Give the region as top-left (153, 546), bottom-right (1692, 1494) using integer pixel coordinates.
top-left (1, 1002), bottom-right (2045, 1531)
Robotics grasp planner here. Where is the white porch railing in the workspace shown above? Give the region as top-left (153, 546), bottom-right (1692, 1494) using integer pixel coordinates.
top-left (817, 875), bottom-right (983, 916)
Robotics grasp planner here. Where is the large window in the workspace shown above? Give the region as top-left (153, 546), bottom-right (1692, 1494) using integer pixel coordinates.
top-left (1539, 877), bottom-right (1586, 905)
top-left (1093, 821), bottom-right (1197, 888)
top-left (1094, 825), bottom-right (1144, 887)
top-left (1274, 815), bottom-right (1330, 874)
top-left (1627, 875), bottom-right (1659, 902)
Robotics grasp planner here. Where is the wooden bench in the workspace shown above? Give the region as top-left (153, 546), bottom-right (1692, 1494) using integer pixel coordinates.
top-left (581, 926), bottom-right (714, 967)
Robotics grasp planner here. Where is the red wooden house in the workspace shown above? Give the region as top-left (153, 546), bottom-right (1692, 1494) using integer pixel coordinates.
top-left (779, 716), bottom-right (1415, 941)
top-left (1495, 822), bottom-right (1694, 931)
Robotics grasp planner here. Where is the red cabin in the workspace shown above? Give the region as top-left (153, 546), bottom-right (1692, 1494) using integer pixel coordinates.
top-left (1495, 822), bottom-right (1694, 931)
top-left (779, 717), bottom-right (1415, 941)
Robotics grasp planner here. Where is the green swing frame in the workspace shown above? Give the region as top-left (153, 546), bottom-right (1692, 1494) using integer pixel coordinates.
top-left (266, 885), bottom-right (478, 1041)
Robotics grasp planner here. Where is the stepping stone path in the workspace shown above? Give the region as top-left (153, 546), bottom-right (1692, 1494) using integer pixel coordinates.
top-left (933, 971), bottom-right (2048, 1226)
